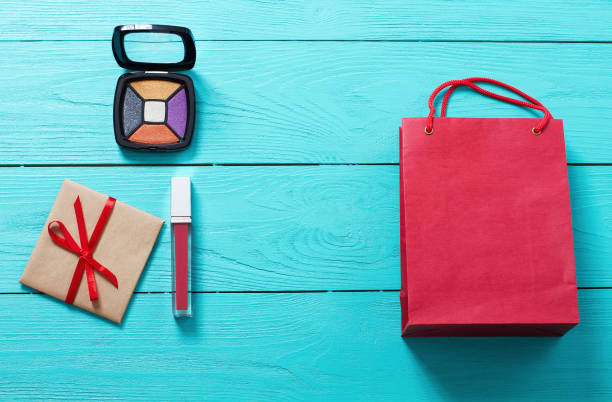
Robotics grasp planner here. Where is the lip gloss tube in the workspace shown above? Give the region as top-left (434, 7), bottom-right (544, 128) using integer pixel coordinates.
top-left (171, 177), bottom-right (192, 317)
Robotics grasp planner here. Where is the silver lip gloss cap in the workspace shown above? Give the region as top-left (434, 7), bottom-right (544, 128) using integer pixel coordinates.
top-left (171, 177), bottom-right (191, 223)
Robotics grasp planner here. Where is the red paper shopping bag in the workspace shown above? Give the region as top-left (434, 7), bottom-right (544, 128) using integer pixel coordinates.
top-left (400, 78), bottom-right (579, 336)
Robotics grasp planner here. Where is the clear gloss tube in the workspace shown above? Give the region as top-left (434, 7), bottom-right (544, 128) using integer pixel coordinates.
top-left (171, 177), bottom-right (192, 317)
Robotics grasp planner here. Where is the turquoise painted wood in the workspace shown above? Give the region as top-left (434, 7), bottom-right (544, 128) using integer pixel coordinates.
top-left (2, 1), bottom-right (612, 41)
top-left (2, 166), bottom-right (397, 292)
top-left (2, 1), bottom-right (612, 400)
top-left (1, 42), bottom-right (612, 164)
top-left (1, 290), bottom-right (611, 400)
top-left (3, 166), bottom-right (612, 293)
top-left (1, 165), bottom-right (612, 292)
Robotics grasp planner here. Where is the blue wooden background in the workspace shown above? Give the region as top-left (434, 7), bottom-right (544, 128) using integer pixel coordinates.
top-left (2, 1), bottom-right (612, 400)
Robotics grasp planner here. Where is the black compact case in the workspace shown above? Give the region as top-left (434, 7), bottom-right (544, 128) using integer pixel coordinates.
top-left (112, 24), bottom-right (196, 151)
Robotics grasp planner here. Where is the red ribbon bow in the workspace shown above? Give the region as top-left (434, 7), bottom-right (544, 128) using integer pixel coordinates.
top-left (47, 196), bottom-right (118, 304)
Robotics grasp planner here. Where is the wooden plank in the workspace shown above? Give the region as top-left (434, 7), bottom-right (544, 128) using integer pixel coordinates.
top-left (2, 166), bottom-right (398, 293)
top-left (2, 165), bottom-right (611, 293)
top-left (0, 290), bottom-right (610, 400)
top-left (2, 1), bottom-right (612, 41)
top-left (1, 41), bottom-right (611, 165)
top-left (568, 166), bottom-right (612, 287)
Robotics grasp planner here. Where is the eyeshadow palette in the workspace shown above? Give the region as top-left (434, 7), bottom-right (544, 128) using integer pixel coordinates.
top-left (112, 25), bottom-right (196, 151)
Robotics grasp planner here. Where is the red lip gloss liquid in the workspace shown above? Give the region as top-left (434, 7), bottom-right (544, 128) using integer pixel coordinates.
top-left (171, 177), bottom-right (191, 317)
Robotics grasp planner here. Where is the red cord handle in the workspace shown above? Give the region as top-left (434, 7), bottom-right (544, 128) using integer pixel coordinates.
top-left (440, 77), bottom-right (543, 117)
top-left (425, 78), bottom-right (552, 135)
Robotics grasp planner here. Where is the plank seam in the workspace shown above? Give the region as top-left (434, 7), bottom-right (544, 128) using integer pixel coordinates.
top-left (0, 163), bottom-right (610, 168)
top-left (4, 39), bottom-right (612, 44)
top-left (3, 287), bottom-right (610, 295)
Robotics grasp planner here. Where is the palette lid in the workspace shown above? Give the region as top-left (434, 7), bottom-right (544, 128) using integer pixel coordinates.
top-left (112, 24), bottom-right (196, 71)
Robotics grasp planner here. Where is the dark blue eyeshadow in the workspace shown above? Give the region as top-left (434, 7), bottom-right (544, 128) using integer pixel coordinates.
top-left (122, 86), bottom-right (143, 136)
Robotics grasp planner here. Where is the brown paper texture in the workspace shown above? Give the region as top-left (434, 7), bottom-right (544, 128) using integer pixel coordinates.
top-left (20, 179), bottom-right (164, 323)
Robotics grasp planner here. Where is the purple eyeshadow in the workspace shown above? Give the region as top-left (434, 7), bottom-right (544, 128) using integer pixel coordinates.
top-left (167, 88), bottom-right (187, 138)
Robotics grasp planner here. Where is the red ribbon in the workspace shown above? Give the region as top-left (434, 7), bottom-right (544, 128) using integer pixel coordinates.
top-left (47, 196), bottom-right (118, 304)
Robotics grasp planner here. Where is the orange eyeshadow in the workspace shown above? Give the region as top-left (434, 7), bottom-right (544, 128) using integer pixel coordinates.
top-left (130, 80), bottom-right (181, 100)
top-left (129, 124), bottom-right (179, 144)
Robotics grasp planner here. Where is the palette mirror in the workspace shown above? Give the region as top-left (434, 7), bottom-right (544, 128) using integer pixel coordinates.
top-left (123, 32), bottom-right (185, 64)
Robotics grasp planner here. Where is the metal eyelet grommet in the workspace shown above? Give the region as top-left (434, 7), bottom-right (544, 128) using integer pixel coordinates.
top-left (532, 128), bottom-right (541, 136)
top-left (424, 127), bottom-right (434, 135)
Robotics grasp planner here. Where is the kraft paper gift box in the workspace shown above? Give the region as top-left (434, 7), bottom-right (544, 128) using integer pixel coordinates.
top-left (20, 179), bottom-right (164, 323)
